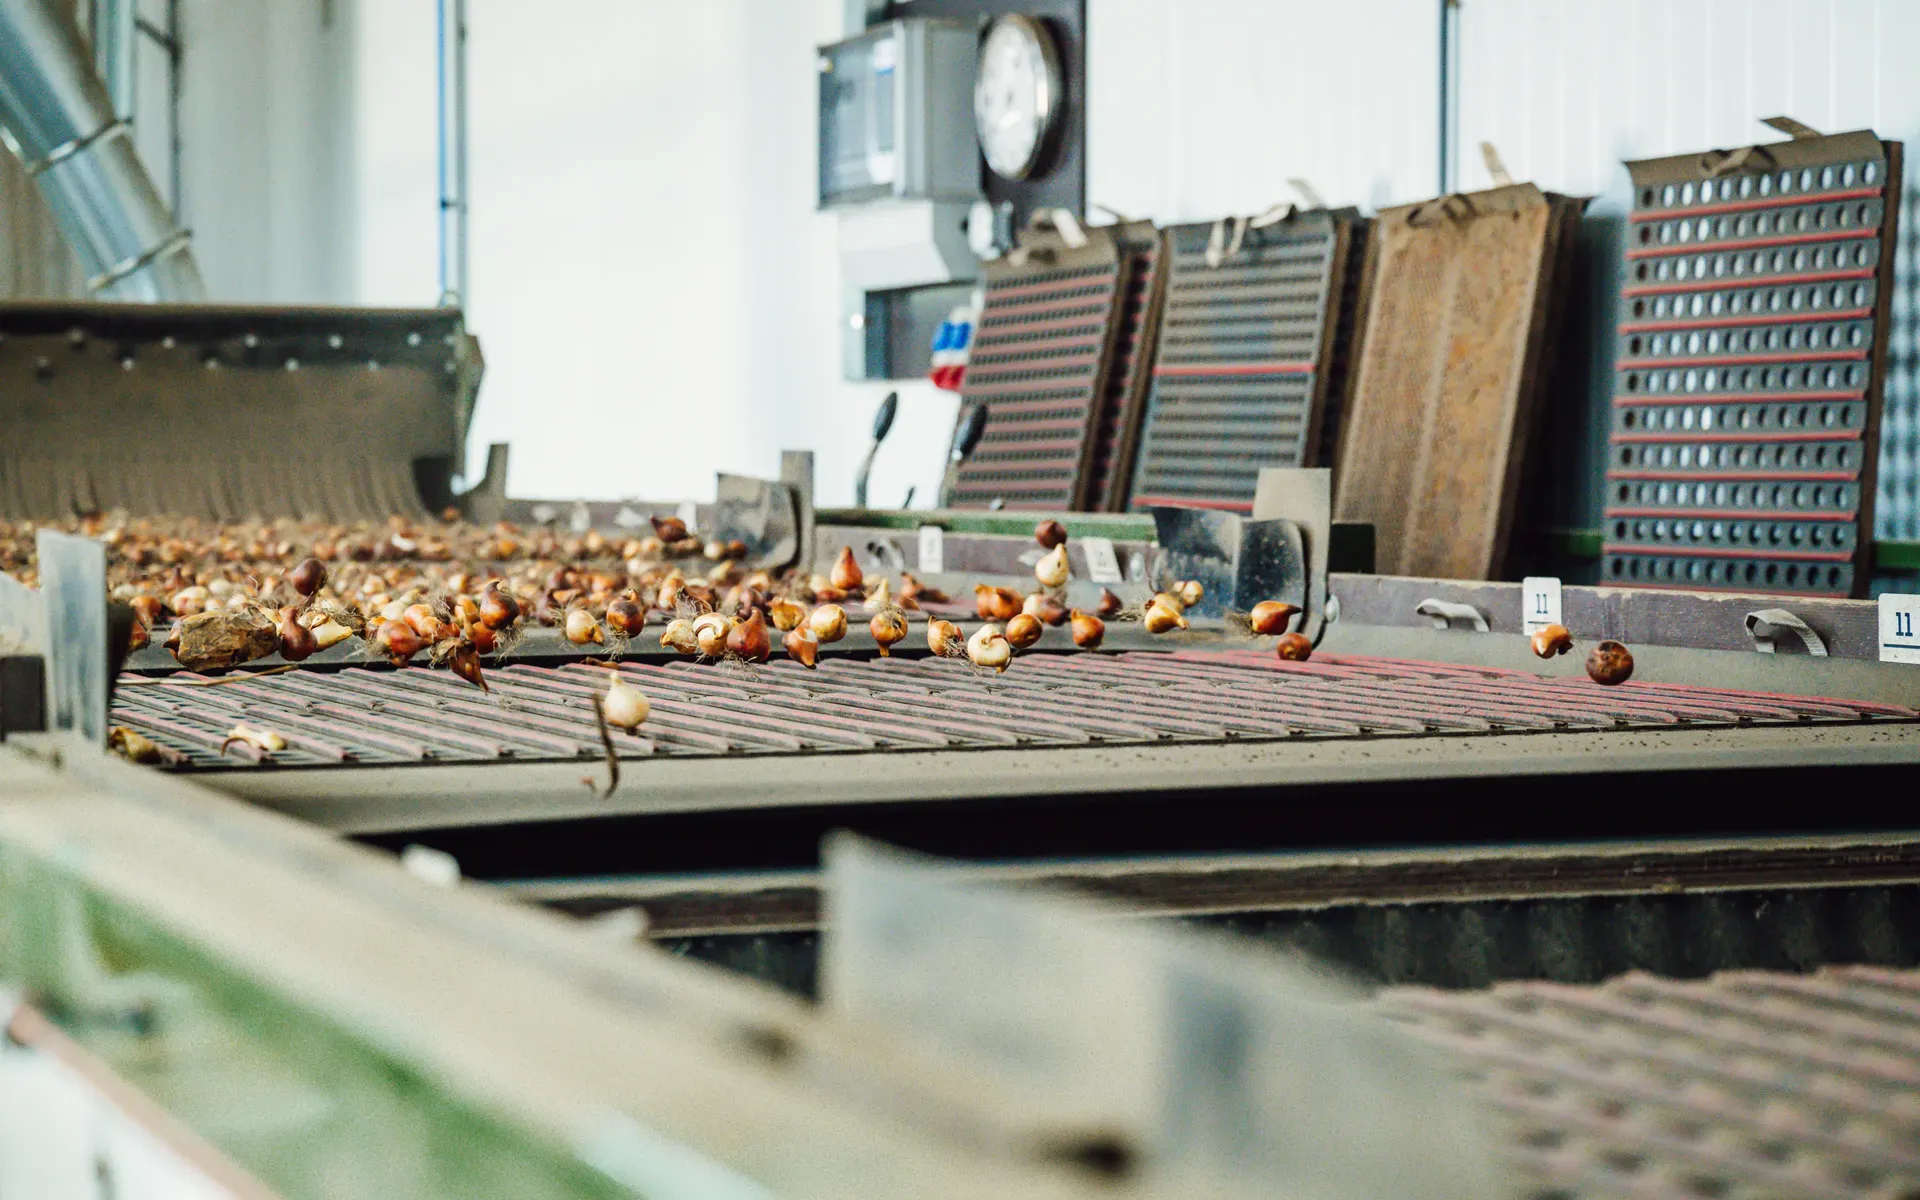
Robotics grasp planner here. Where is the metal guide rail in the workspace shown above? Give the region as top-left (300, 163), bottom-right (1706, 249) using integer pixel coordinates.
top-left (111, 648), bottom-right (1916, 773)
top-left (1605, 129), bottom-right (1903, 598)
top-left (947, 229), bottom-right (1125, 511)
top-left (1129, 210), bottom-right (1362, 513)
top-left (1383, 964), bottom-right (1920, 1200)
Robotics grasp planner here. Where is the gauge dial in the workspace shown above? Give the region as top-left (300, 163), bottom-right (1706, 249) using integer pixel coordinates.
top-left (973, 15), bottom-right (1063, 182)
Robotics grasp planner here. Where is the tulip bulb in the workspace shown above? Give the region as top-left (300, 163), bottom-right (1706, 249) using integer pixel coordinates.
top-left (311, 620), bottom-right (355, 651)
top-left (975, 584), bottom-right (1022, 622)
top-left (660, 617), bottom-right (700, 655)
top-left (783, 626), bottom-right (820, 668)
top-left (1004, 612), bottom-right (1043, 649)
top-left (1034, 519), bottom-right (1068, 550)
top-left (1035, 544), bottom-right (1070, 589)
top-left (808, 603), bottom-right (848, 643)
top-left (1095, 588), bottom-right (1123, 618)
top-left (376, 618), bottom-right (423, 666)
top-left (1023, 592), bottom-right (1069, 626)
top-left (830, 545), bottom-right (864, 592)
top-left (1144, 600), bottom-right (1189, 634)
top-left (726, 609), bottom-right (772, 662)
top-left (565, 607), bottom-right (604, 646)
top-left (768, 597), bottom-right (806, 632)
top-left (404, 603), bottom-right (442, 640)
top-left (1531, 624), bottom-right (1573, 659)
top-left (1249, 601), bottom-right (1300, 636)
top-left (1586, 640), bottom-right (1634, 686)
top-left (966, 624), bottom-right (1012, 673)
top-left (927, 618), bottom-right (964, 657)
top-left (449, 642), bottom-right (488, 691)
top-left (289, 557), bottom-right (327, 597)
top-left (1175, 580), bottom-right (1204, 607)
top-left (1069, 610), bottom-right (1105, 649)
top-left (277, 612), bottom-right (317, 662)
top-left (693, 612), bottom-right (734, 657)
top-left (868, 609), bottom-right (908, 656)
top-left (863, 577), bottom-right (892, 611)
top-left (606, 598), bottom-right (647, 637)
top-left (1275, 632), bottom-right (1313, 662)
top-left (478, 588), bottom-right (519, 629)
top-left (603, 677), bottom-right (651, 729)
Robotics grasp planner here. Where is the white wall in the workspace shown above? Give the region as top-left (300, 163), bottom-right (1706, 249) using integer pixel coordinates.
top-left (175, 0), bottom-right (356, 303)
top-left (349, 0), bottom-right (948, 508)
top-left (1086, 0), bottom-right (1442, 223)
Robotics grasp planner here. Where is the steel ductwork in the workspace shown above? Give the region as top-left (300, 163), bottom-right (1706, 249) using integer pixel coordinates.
top-left (0, 0), bottom-right (202, 300)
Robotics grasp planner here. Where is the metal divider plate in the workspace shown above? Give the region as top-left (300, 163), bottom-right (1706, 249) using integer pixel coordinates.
top-left (1084, 222), bottom-right (1169, 512)
top-left (1602, 131), bottom-right (1903, 599)
top-left (1335, 185), bottom-right (1587, 580)
top-left (1127, 209), bottom-right (1359, 514)
top-left (947, 229), bottom-right (1127, 512)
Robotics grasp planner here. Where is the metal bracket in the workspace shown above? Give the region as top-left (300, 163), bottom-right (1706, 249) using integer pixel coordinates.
top-left (456, 442), bottom-right (509, 526)
top-left (1745, 608), bottom-right (1829, 657)
top-left (1251, 468), bottom-right (1334, 640)
top-left (1416, 599), bottom-right (1490, 633)
top-left (782, 451), bottom-right (816, 575)
top-left (37, 532), bottom-right (109, 744)
top-left (1148, 508), bottom-right (1306, 621)
top-left (712, 474), bottom-right (801, 572)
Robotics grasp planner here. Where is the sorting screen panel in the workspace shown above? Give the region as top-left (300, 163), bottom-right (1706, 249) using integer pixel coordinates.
top-left (946, 228), bottom-right (1125, 512)
top-left (1603, 131), bottom-right (1902, 598)
top-left (1083, 221), bottom-right (1168, 512)
top-left (1127, 209), bottom-right (1362, 513)
top-left (1335, 185), bottom-right (1585, 581)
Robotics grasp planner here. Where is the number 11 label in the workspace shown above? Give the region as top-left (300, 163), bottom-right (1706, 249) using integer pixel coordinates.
top-left (1522, 576), bottom-right (1562, 635)
top-left (1881, 594), bottom-right (1920, 665)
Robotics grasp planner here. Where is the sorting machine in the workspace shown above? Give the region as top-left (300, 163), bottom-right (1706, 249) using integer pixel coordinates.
top-left (5, 298), bottom-right (1920, 1197)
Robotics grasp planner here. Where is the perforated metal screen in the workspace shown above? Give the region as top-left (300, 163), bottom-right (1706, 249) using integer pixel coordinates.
top-left (1604, 131), bottom-right (1902, 597)
top-left (1084, 221), bottom-right (1167, 512)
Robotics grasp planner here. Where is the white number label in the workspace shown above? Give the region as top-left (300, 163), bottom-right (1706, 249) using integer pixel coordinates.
top-left (676, 499), bottom-right (698, 534)
top-left (1082, 536), bottom-right (1122, 584)
top-left (917, 525), bottom-right (944, 575)
top-left (1522, 576), bottom-right (1563, 635)
top-left (1880, 593), bottom-right (1920, 664)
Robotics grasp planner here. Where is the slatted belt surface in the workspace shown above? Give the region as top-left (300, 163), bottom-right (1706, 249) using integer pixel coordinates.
top-left (1384, 964), bottom-right (1920, 1200)
top-left (1128, 211), bottom-right (1355, 513)
top-left (1335, 185), bottom-right (1584, 580)
top-left (1604, 131), bottom-right (1902, 598)
top-left (948, 233), bottom-right (1125, 511)
top-left (1084, 222), bottom-right (1168, 512)
top-left (111, 649), bottom-right (1916, 771)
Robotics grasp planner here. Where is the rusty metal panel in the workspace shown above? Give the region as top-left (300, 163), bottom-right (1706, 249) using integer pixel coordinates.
top-left (1384, 964), bottom-right (1920, 1200)
top-left (109, 649), bottom-right (1916, 773)
top-left (1083, 220), bottom-right (1167, 512)
top-left (1603, 131), bottom-right (1902, 598)
top-left (1127, 209), bottom-right (1360, 513)
top-left (1335, 185), bottom-right (1586, 581)
top-left (0, 302), bottom-right (480, 523)
top-left (946, 228), bottom-right (1125, 512)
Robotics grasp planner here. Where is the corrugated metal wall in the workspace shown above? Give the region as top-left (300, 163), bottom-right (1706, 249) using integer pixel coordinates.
top-left (1088, 0), bottom-right (1441, 223)
top-left (1456, 0), bottom-right (1920, 543)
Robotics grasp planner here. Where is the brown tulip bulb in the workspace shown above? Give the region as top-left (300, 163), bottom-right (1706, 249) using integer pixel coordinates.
top-left (1248, 601), bottom-right (1300, 636)
top-left (1586, 640), bottom-right (1634, 686)
top-left (1275, 632), bottom-right (1313, 662)
top-left (783, 626), bottom-right (820, 668)
top-left (288, 557), bottom-right (327, 597)
top-left (1004, 612), bottom-right (1044, 649)
top-left (726, 609), bottom-right (772, 662)
top-left (830, 545), bottom-right (864, 592)
top-left (868, 609), bottom-right (908, 656)
top-left (1034, 519), bottom-right (1068, 549)
top-left (1531, 623), bottom-right (1574, 659)
top-left (1069, 610), bottom-right (1105, 649)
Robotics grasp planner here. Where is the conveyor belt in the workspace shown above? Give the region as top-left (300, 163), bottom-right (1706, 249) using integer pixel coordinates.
top-left (112, 649), bottom-right (1917, 773)
top-left (1385, 965), bottom-right (1920, 1200)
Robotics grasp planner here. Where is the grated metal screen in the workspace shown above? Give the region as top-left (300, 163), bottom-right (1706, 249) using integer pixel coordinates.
top-left (1127, 208), bottom-right (1364, 513)
top-left (1604, 131), bottom-right (1903, 597)
top-left (112, 649), bottom-right (1915, 772)
top-left (946, 228), bottom-right (1125, 511)
top-left (1386, 964), bottom-right (1920, 1200)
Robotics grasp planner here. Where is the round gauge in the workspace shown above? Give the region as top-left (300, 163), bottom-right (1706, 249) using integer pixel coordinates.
top-left (973, 15), bottom-right (1063, 182)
